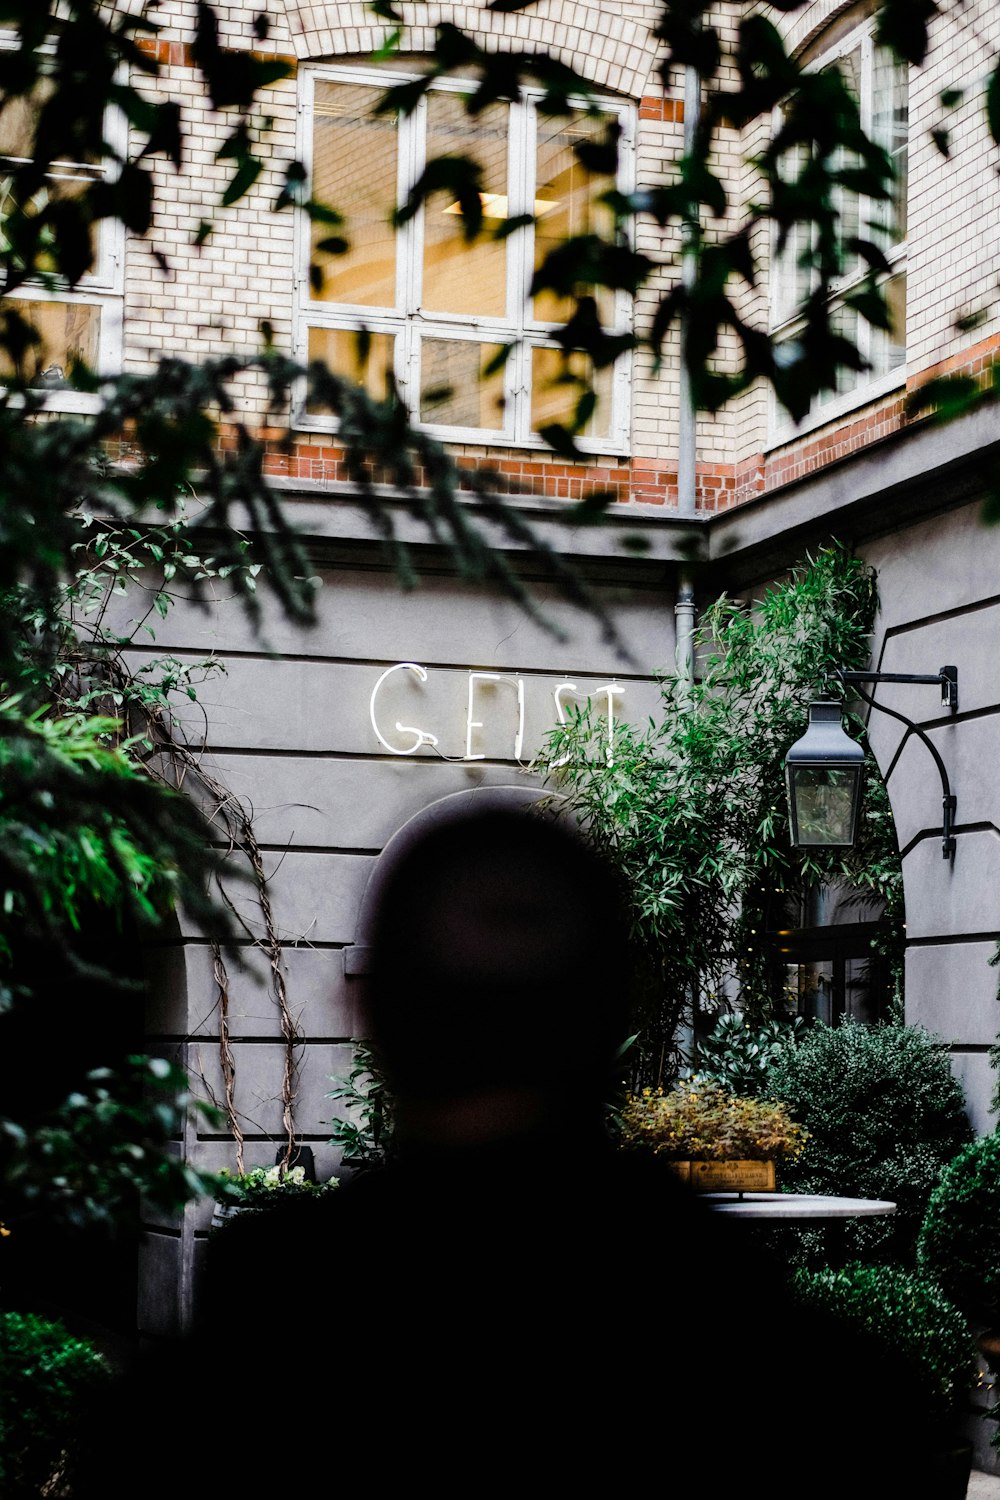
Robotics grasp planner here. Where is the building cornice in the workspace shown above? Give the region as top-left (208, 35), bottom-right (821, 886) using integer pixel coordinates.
top-left (707, 404), bottom-right (1000, 588)
top-left (206, 403), bottom-right (999, 590)
top-left (267, 475), bottom-right (707, 570)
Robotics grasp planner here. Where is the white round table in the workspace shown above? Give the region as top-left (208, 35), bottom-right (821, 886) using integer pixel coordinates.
top-left (705, 1192), bottom-right (897, 1220)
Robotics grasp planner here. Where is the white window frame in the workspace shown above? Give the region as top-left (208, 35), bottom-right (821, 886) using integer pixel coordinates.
top-left (0, 30), bottom-right (125, 411)
top-left (768, 13), bottom-right (907, 445)
top-left (295, 62), bottom-right (635, 454)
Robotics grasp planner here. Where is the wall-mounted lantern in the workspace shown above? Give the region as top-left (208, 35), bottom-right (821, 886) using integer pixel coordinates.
top-left (785, 666), bottom-right (959, 861)
top-left (784, 702), bottom-right (866, 848)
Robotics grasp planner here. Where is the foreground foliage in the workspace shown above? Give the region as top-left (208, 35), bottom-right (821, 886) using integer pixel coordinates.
top-left (793, 1264), bottom-right (977, 1437)
top-left (0, 1057), bottom-right (223, 1231)
top-left (0, 1310), bottom-right (110, 1498)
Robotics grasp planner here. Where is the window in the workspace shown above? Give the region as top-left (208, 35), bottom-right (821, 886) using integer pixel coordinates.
top-left (770, 13), bottom-right (907, 435)
top-left (0, 64), bottom-right (124, 402)
top-left (297, 65), bottom-right (634, 451)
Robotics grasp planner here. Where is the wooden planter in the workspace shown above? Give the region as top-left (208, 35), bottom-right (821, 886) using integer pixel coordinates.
top-left (666, 1159), bottom-right (776, 1192)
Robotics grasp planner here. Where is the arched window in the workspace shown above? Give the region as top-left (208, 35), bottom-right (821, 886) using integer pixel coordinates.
top-left (296, 63), bottom-right (634, 452)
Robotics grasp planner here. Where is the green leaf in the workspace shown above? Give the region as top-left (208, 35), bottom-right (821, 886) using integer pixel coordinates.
top-left (987, 61), bottom-right (1000, 146)
top-left (536, 422), bottom-right (583, 459)
top-left (221, 155), bottom-right (263, 208)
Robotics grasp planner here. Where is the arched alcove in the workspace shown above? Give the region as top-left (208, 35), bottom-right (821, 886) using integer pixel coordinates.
top-left (345, 783), bottom-right (563, 977)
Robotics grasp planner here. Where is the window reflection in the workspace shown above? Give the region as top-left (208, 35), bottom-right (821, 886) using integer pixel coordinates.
top-left (311, 81), bottom-right (398, 308)
top-left (423, 94), bottom-right (508, 318)
top-left (420, 338), bottom-right (507, 429)
top-left (0, 298), bottom-right (100, 385)
top-left (533, 111), bottom-right (616, 326)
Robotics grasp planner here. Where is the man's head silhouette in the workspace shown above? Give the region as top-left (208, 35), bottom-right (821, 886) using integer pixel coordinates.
top-left (364, 806), bottom-right (631, 1148)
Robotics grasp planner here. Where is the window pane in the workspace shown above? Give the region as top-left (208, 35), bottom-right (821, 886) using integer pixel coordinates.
top-left (0, 78), bottom-right (97, 169)
top-left (773, 142), bottom-right (814, 327)
top-left (870, 270), bottom-right (906, 378)
top-left (0, 299), bottom-right (100, 384)
top-left (306, 326), bottom-right (395, 411)
top-left (422, 93), bottom-right (508, 318)
top-left (311, 82), bottom-right (397, 308)
top-left (420, 339), bottom-right (507, 429)
top-left (833, 302), bottom-right (860, 395)
top-left (845, 956), bottom-right (881, 1026)
top-left (832, 47), bottom-right (862, 276)
top-left (0, 91), bottom-right (44, 161)
top-left (530, 347), bottom-right (612, 440)
top-left (797, 960), bottom-right (834, 1025)
top-left (872, 46), bottom-right (908, 243)
top-left (534, 112), bottom-right (616, 326)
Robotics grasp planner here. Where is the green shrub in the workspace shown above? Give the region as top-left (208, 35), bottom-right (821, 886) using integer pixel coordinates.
top-left (793, 1264), bottom-right (977, 1435)
top-left (215, 1164), bottom-right (339, 1206)
top-left (0, 1310), bottom-right (111, 1496)
top-left (918, 1134), bottom-right (1000, 1323)
top-left (695, 1014), bottom-right (808, 1097)
top-left (766, 1020), bottom-right (972, 1264)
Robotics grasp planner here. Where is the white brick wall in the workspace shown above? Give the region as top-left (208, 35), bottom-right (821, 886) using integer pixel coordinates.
top-left (906, 0), bottom-right (1000, 371)
top-left (117, 1), bottom-right (1000, 482)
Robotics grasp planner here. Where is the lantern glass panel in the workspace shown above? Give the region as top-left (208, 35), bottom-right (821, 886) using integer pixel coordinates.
top-left (789, 765), bottom-right (860, 845)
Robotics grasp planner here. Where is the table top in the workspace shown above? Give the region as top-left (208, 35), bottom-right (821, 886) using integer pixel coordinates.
top-left (704, 1192), bottom-right (897, 1220)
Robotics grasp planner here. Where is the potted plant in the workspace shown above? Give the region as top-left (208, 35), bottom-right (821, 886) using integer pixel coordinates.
top-left (618, 1075), bottom-right (809, 1191)
top-left (210, 1163), bottom-right (338, 1230)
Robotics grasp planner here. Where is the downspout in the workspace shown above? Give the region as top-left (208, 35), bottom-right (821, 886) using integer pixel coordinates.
top-left (675, 43), bottom-right (701, 1070)
top-left (674, 47), bottom-right (700, 686)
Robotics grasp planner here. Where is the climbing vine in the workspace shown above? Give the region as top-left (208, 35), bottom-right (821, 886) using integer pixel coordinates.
top-left (1, 493), bottom-right (308, 1216)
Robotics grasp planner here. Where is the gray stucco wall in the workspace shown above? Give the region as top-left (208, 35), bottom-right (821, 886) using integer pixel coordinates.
top-left (132, 532), bottom-right (676, 1334)
top-left (134, 419), bottom-right (1000, 1334)
top-left (864, 503), bottom-right (1000, 1136)
top-left (712, 408), bottom-right (1000, 1139)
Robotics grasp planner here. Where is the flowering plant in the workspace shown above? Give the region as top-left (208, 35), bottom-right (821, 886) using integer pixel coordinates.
top-left (619, 1077), bottom-right (809, 1162)
top-left (216, 1164), bottom-right (339, 1205)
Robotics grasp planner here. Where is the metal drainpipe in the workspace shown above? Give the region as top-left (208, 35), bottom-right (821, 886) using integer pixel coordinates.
top-left (674, 48), bottom-right (700, 688)
top-left (675, 45), bottom-right (701, 1071)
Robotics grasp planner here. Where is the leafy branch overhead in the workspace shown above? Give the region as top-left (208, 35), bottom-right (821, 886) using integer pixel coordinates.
top-left (386, 1), bottom-right (1000, 432)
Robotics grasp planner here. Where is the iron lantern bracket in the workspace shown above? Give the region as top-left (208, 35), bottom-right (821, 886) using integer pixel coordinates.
top-left (831, 667), bottom-right (958, 861)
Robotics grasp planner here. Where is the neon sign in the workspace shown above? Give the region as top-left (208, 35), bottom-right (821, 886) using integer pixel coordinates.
top-left (369, 663), bottom-right (624, 764)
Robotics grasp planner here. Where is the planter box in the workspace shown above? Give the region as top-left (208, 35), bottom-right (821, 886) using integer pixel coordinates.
top-left (666, 1159), bottom-right (776, 1192)
top-left (210, 1201), bottom-right (255, 1232)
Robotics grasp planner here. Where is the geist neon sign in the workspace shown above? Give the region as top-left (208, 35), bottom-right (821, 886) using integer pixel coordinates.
top-left (369, 662), bottom-right (625, 764)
